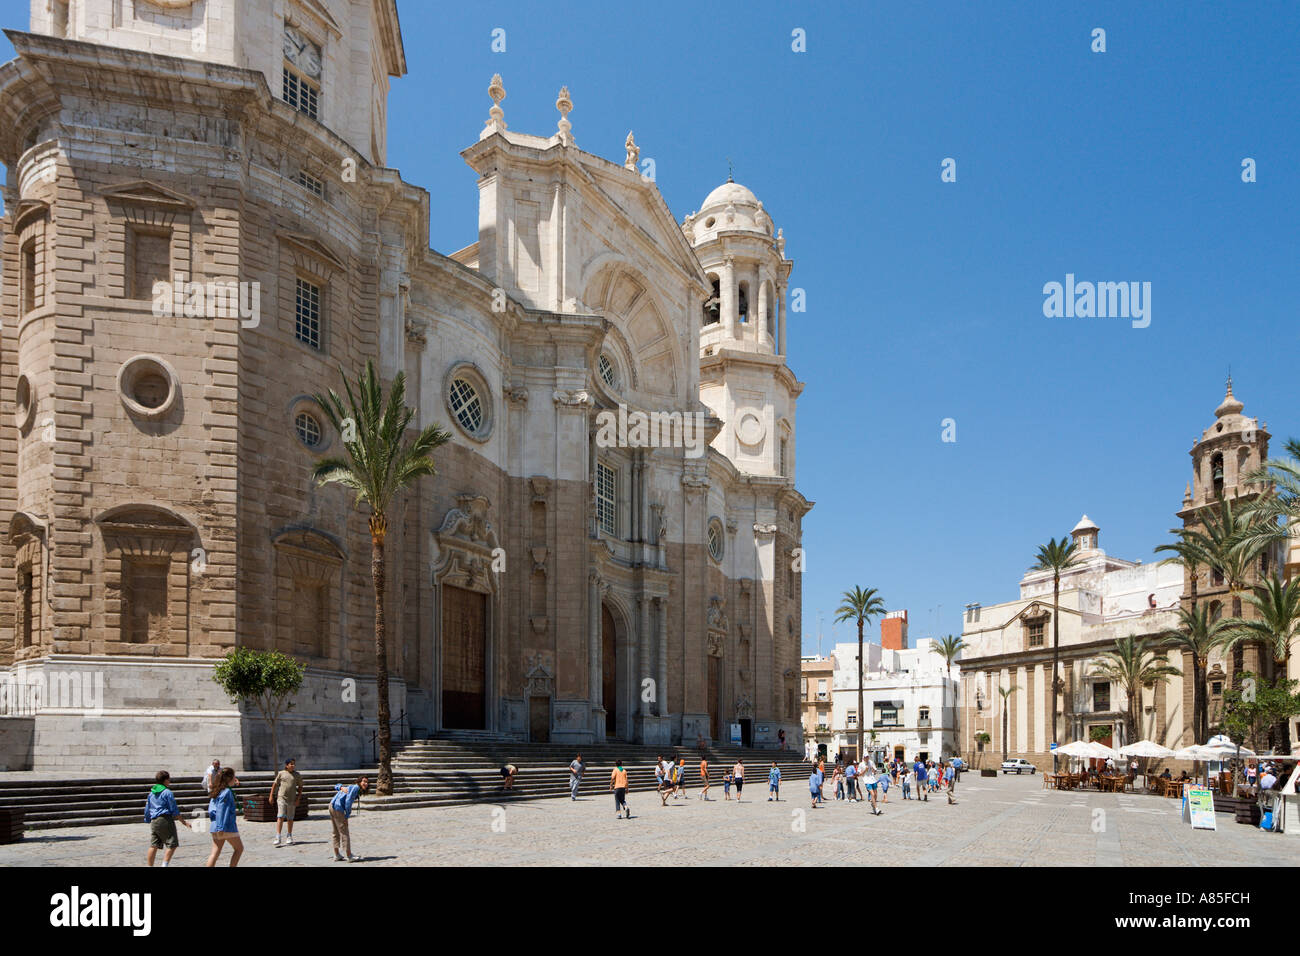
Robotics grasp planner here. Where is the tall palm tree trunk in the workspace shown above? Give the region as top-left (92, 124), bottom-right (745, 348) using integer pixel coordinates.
top-left (1050, 573), bottom-right (1061, 771)
top-left (1002, 704), bottom-right (1009, 763)
top-left (1193, 656), bottom-right (1206, 743)
top-left (371, 521), bottom-right (393, 796)
top-left (856, 620), bottom-right (864, 759)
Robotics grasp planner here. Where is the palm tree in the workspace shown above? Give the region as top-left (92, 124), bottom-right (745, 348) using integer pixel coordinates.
top-left (1092, 636), bottom-right (1181, 745)
top-left (1157, 496), bottom-right (1272, 702)
top-left (312, 361), bottom-right (452, 795)
top-left (834, 586), bottom-right (886, 760)
top-left (997, 685), bottom-right (1018, 762)
top-left (931, 634), bottom-right (968, 752)
top-left (1156, 496), bottom-right (1270, 609)
top-left (1219, 574), bottom-right (1300, 752)
top-left (1240, 437), bottom-right (1300, 560)
top-left (1160, 604), bottom-right (1232, 744)
top-left (1031, 536), bottom-right (1081, 769)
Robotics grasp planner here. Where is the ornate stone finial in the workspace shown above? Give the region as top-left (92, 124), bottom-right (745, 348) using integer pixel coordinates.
top-left (624, 131), bottom-right (639, 171)
top-left (555, 86), bottom-right (574, 146)
top-left (755, 200), bottom-right (768, 234)
top-left (1183, 482), bottom-right (1193, 507)
top-left (776, 227), bottom-right (785, 257)
top-left (483, 74), bottom-right (507, 136)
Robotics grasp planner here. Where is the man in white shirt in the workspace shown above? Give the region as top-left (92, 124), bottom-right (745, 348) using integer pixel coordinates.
top-left (202, 759), bottom-right (220, 792)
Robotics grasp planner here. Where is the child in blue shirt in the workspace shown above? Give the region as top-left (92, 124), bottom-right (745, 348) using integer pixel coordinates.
top-left (329, 776), bottom-right (370, 862)
top-left (144, 770), bottom-right (182, 867)
top-left (204, 767), bottom-right (243, 867)
top-left (767, 762), bottom-right (781, 801)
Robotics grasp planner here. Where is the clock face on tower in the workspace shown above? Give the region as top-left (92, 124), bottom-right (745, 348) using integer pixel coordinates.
top-left (283, 25), bottom-right (322, 79)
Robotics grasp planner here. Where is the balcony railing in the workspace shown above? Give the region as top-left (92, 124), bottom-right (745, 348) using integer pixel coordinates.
top-left (918, 718), bottom-right (931, 728)
top-left (872, 720), bottom-right (901, 729)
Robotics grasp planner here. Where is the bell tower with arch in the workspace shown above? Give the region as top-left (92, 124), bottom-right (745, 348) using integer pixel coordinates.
top-left (1176, 378), bottom-right (1275, 693)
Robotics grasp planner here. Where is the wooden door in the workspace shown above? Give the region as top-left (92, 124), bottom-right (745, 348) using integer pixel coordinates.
top-left (707, 655), bottom-right (720, 739)
top-left (529, 697), bottom-right (550, 742)
top-left (442, 585), bottom-right (486, 729)
top-left (602, 605), bottom-right (617, 737)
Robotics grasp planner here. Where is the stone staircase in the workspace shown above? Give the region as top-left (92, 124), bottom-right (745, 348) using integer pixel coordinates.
top-left (0, 739), bottom-right (813, 830)
top-left (0, 770), bottom-right (370, 831)
top-left (362, 737), bottom-right (813, 812)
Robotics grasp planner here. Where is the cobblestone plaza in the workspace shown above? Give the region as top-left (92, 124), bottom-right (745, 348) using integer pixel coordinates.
top-left (1, 775), bottom-right (1290, 868)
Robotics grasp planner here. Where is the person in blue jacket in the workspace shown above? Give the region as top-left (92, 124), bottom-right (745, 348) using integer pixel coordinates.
top-left (329, 775), bottom-right (369, 862)
top-left (204, 766), bottom-right (243, 867)
top-left (144, 770), bottom-right (182, 867)
top-left (809, 765), bottom-right (823, 809)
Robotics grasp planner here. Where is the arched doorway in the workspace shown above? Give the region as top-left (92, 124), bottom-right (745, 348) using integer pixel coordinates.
top-left (602, 605), bottom-right (618, 738)
top-left (442, 584), bottom-right (487, 729)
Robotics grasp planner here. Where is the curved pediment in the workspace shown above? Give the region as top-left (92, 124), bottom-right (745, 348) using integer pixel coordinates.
top-left (583, 260), bottom-right (680, 398)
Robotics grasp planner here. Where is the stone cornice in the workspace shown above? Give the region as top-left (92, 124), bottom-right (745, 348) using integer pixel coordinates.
top-left (699, 347), bottom-right (803, 396)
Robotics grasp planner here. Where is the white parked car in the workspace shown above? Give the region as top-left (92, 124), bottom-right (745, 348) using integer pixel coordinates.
top-left (1001, 758), bottom-right (1037, 774)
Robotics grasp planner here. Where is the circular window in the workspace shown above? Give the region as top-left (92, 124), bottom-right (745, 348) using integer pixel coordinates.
top-left (736, 409), bottom-right (765, 446)
top-left (598, 354), bottom-right (618, 389)
top-left (14, 374), bottom-right (34, 433)
top-left (295, 411), bottom-right (322, 448)
top-left (708, 517), bottom-right (725, 563)
top-left (704, 217), bottom-right (716, 228)
top-left (450, 378), bottom-right (483, 432)
top-left (117, 355), bottom-right (179, 421)
top-left (133, 371), bottom-right (170, 409)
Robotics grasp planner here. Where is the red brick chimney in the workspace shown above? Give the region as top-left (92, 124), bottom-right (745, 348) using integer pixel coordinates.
top-left (881, 610), bottom-right (908, 650)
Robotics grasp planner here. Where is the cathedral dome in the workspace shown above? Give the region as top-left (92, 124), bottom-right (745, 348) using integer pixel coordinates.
top-left (688, 179), bottom-right (773, 242)
top-left (700, 180), bottom-right (759, 210)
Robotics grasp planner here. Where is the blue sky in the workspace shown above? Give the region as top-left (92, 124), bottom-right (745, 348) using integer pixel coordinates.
top-left (2, 1), bottom-right (1297, 655)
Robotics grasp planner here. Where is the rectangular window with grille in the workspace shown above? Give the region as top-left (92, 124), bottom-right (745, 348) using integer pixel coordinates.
top-left (596, 462), bottom-right (617, 537)
top-left (294, 277), bottom-right (321, 349)
top-left (283, 67), bottom-right (320, 120)
top-left (297, 170), bottom-right (324, 197)
top-left (21, 240), bottom-right (37, 314)
top-left (1093, 681), bottom-right (1110, 711)
top-left (17, 567), bottom-right (33, 648)
top-left (1027, 621), bottom-right (1044, 648)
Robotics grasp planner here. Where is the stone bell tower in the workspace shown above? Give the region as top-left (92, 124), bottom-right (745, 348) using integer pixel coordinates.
top-left (1176, 377), bottom-right (1274, 692)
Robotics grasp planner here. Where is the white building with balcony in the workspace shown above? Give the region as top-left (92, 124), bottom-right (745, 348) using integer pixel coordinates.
top-left (823, 639), bottom-right (959, 763)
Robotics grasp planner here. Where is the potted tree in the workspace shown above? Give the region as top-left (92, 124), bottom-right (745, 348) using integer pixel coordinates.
top-left (212, 648), bottom-right (307, 821)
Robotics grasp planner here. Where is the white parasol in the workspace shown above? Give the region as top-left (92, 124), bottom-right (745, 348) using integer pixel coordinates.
top-left (1119, 740), bottom-right (1174, 758)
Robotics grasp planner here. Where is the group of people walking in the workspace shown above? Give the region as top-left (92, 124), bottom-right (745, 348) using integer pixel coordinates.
top-left (806, 754), bottom-right (962, 811)
top-left (141, 756), bottom-right (370, 866)
top-left (595, 754), bottom-right (787, 819)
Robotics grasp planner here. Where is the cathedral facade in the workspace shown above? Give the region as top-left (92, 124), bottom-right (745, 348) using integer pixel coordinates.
top-left (0, 0), bottom-right (810, 771)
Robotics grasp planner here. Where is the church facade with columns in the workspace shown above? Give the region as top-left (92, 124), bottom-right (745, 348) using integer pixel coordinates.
top-left (957, 383), bottom-right (1283, 768)
top-left (0, 0), bottom-right (810, 770)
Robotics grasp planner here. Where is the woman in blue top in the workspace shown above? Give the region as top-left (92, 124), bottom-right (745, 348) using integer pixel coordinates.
top-left (808, 766), bottom-right (823, 809)
top-left (204, 767), bottom-right (243, 867)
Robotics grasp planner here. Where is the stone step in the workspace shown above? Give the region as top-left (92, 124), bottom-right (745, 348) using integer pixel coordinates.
top-left (0, 739), bottom-right (817, 830)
